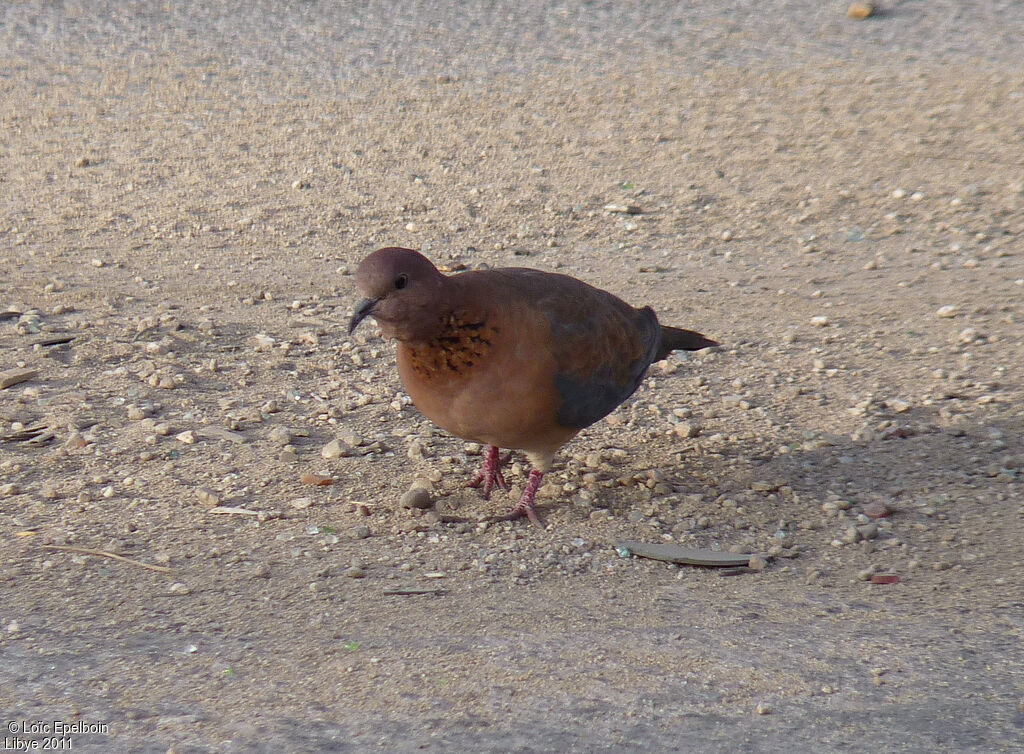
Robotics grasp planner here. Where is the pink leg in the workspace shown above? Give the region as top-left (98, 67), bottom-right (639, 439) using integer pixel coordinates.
top-left (466, 445), bottom-right (509, 500)
top-left (507, 469), bottom-right (545, 528)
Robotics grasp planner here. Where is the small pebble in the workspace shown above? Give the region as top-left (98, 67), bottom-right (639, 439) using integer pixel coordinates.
top-left (338, 431), bottom-right (364, 447)
top-left (674, 421), bottom-right (701, 439)
top-left (127, 405), bottom-right (149, 420)
top-left (250, 565), bottom-right (271, 579)
top-left (195, 488), bottom-right (220, 507)
top-left (846, 2), bottom-right (874, 20)
top-left (253, 333), bottom-right (275, 351)
top-left (351, 525), bottom-right (372, 539)
top-left (343, 566), bottom-right (365, 578)
top-left (175, 430), bottom-right (196, 444)
top-left (870, 573), bottom-right (901, 585)
top-left (603, 203), bottom-right (642, 215)
top-left (810, 316), bottom-right (829, 327)
top-left (957, 327), bottom-right (980, 345)
top-left (268, 426), bottom-right (291, 445)
top-left (887, 398), bottom-right (910, 413)
top-left (300, 473), bottom-right (333, 486)
top-left (0, 368), bottom-right (39, 389)
top-left (862, 502), bottom-right (891, 519)
top-left (935, 305), bottom-right (958, 319)
top-left (400, 487), bottom-right (434, 510)
top-left (321, 438), bottom-right (352, 459)
top-left (755, 703), bottom-right (772, 715)
top-left (290, 497), bottom-right (314, 510)
top-left (407, 439), bottom-right (425, 461)
top-left (856, 565), bottom-right (877, 581)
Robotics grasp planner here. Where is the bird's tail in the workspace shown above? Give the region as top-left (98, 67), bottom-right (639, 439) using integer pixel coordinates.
top-left (656, 325), bottom-right (719, 361)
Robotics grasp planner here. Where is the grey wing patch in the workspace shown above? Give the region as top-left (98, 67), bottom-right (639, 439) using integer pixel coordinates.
top-left (554, 306), bottom-right (662, 430)
top-left (555, 369), bottom-right (634, 429)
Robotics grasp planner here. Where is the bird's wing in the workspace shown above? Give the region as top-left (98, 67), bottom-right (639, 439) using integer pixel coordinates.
top-left (491, 269), bottom-right (662, 430)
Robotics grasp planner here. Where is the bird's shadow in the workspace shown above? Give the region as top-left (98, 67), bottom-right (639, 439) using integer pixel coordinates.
top-left (429, 402), bottom-right (1021, 538)
top-left (692, 403), bottom-right (1020, 529)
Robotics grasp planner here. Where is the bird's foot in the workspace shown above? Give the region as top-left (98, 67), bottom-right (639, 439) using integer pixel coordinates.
top-left (466, 445), bottom-right (511, 499)
top-left (505, 468), bottom-right (546, 529)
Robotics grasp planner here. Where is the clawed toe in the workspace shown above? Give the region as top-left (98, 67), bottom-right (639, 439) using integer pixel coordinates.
top-left (466, 445), bottom-right (510, 499)
top-left (507, 503), bottom-right (546, 529)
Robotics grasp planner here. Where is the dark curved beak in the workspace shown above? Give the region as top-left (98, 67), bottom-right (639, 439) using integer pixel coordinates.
top-left (348, 298), bottom-right (379, 335)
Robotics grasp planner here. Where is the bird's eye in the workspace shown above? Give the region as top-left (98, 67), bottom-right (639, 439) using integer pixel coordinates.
top-left (394, 273), bottom-right (408, 290)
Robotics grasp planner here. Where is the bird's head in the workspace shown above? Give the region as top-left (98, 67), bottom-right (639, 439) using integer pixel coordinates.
top-left (349, 247), bottom-right (447, 342)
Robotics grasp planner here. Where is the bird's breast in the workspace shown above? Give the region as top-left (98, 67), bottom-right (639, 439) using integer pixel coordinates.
top-left (394, 309), bottom-right (571, 452)
top-left (401, 311), bottom-right (498, 380)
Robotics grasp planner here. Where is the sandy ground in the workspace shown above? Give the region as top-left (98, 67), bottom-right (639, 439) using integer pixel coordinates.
top-left (1, 2), bottom-right (1023, 752)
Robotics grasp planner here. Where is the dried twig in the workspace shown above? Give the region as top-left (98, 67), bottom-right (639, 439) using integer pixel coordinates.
top-left (615, 540), bottom-right (756, 568)
top-left (208, 505), bottom-right (261, 515)
top-left (33, 335), bottom-right (75, 347)
top-left (41, 545), bottom-right (174, 573)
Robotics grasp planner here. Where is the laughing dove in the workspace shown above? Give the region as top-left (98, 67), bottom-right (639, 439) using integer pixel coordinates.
top-left (349, 247), bottom-right (718, 526)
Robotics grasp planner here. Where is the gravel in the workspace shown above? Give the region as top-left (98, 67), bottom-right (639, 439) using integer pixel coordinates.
top-left (0, 2), bottom-right (1021, 753)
